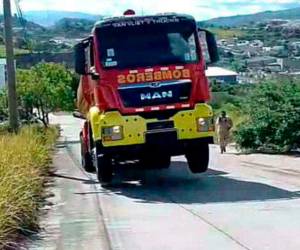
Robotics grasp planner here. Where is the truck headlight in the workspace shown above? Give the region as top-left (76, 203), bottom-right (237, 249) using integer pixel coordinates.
top-left (196, 118), bottom-right (214, 132)
top-left (102, 125), bottom-right (123, 141)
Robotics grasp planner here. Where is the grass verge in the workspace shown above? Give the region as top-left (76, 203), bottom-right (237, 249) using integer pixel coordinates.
top-left (0, 45), bottom-right (30, 58)
top-left (207, 27), bottom-right (246, 39)
top-left (0, 125), bottom-right (58, 248)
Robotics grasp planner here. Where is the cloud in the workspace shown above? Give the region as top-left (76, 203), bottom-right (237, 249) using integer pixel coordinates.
top-left (16, 0), bottom-right (300, 20)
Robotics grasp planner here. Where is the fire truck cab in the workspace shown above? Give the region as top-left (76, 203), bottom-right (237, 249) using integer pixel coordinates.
top-left (74, 12), bottom-right (219, 184)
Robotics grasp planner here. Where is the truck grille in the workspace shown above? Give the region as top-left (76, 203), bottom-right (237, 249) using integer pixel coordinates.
top-left (118, 79), bottom-right (191, 108)
top-left (147, 121), bottom-right (174, 131)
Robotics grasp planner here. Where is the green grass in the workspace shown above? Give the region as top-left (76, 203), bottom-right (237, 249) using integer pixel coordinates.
top-left (0, 45), bottom-right (30, 58)
top-left (208, 27), bottom-right (246, 39)
top-left (214, 103), bottom-right (247, 130)
top-left (211, 90), bottom-right (248, 144)
top-left (0, 126), bottom-right (58, 247)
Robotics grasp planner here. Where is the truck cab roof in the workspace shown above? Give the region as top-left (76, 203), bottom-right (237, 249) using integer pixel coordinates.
top-left (94, 13), bottom-right (196, 30)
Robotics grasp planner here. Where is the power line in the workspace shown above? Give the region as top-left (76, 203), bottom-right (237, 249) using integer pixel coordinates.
top-left (14, 0), bottom-right (28, 40)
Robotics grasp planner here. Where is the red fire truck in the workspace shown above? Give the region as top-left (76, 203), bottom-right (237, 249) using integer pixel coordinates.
top-left (74, 11), bottom-right (219, 184)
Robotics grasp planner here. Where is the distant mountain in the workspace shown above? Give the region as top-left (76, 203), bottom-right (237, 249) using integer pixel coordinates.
top-left (0, 15), bottom-right (45, 32)
top-left (203, 7), bottom-right (300, 27)
top-left (50, 18), bottom-right (95, 37)
top-left (24, 11), bottom-right (103, 26)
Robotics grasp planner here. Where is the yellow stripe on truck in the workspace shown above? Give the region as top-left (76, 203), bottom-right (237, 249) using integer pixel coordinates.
top-left (89, 103), bottom-right (214, 147)
top-left (173, 103), bottom-right (214, 140)
top-left (89, 106), bottom-right (148, 146)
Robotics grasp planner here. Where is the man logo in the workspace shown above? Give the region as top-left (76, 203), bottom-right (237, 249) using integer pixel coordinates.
top-left (141, 91), bottom-right (173, 100)
top-left (150, 82), bottom-right (161, 88)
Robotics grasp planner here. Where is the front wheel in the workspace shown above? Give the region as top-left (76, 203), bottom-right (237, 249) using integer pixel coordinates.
top-left (80, 133), bottom-right (95, 173)
top-left (186, 143), bottom-right (209, 173)
top-left (95, 143), bottom-right (113, 184)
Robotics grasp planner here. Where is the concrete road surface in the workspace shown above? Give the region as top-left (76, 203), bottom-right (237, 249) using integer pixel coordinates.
top-left (28, 114), bottom-right (300, 250)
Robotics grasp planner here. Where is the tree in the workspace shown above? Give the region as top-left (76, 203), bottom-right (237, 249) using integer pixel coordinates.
top-left (17, 63), bottom-right (76, 126)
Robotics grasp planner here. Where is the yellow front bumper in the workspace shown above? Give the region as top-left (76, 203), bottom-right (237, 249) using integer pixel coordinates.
top-left (89, 104), bottom-right (214, 147)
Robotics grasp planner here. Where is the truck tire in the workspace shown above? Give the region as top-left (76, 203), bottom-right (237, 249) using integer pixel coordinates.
top-left (80, 133), bottom-right (95, 173)
top-left (186, 143), bottom-right (209, 173)
top-left (95, 144), bottom-right (113, 184)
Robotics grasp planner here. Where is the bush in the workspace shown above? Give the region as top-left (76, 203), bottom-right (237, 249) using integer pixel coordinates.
top-left (234, 80), bottom-right (300, 153)
top-left (0, 125), bottom-right (58, 247)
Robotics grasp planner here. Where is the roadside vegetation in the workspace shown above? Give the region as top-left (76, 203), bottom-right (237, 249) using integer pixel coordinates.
top-left (0, 125), bottom-right (58, 248)
top-left (212, 79), bottom-right (300, 153)
top-left (210, 81), bottom-right (252, 129)
top-left (0, 63), bottom-right (77, 127)
top-left (207, 27), bottom-right (246, 40)
top-left (0, 45), bottom-right (30, 58)
top-left (17, 63), bottom-right (77, 126)
top-left (0, 62), bottom-right (75, 246)
top-left (235, 79), bottom-right (300, 153)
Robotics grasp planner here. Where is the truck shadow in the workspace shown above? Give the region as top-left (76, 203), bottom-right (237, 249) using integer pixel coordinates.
top-left (105, 161), bottom-right (300, 204)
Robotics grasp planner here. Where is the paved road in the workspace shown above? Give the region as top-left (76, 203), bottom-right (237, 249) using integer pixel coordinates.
top-left (29, 114), bottom-right (300, 250)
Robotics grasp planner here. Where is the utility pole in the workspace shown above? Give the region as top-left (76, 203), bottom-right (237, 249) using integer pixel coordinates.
top-left (3, 0), bottom-right (19, 132)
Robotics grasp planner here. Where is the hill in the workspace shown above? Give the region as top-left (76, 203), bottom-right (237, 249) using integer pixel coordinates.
top-left (0, 15), bottom-right (45, 30)
top-left (203, 7), bottom-right (300, 27)
top-left (50, 18), bottom-right (95, 37)
top-left (24, 10), bottom-right (103, 26)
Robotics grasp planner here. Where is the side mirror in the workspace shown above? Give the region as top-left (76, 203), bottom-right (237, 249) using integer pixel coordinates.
top-left (73, 111), bottom-right (86, 120)
top-left (90, 67), bottom-right (100, 80)
top-left (198, 29), bottom-right (219, 64)
top-left (74, 43), bottom-right (87, 75)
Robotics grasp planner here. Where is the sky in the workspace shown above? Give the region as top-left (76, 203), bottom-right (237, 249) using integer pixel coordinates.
top-left (10, 0), bottom-right (300, 20)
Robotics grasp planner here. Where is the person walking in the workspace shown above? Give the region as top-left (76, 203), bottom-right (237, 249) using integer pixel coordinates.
top-left (216, 111), bottom-right (233, 154)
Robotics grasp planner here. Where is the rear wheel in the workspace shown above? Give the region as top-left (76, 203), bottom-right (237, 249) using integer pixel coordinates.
top-left (95, 143), bottom-right (113, 184)
top-left (186, 143), bottom-right (209, 173)
top-left (80, 133), bottom-right (95, 173)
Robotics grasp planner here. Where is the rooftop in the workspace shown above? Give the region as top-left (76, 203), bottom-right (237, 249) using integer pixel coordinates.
top-left (205, 67), bottom-right (238, 77)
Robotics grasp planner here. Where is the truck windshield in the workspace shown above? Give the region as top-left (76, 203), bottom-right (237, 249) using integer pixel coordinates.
top-left (97, 21), bottom-right (199, 69)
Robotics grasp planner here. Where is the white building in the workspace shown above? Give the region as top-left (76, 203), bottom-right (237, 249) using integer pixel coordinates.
top-left (205, 67), bottom-right (238, 84)
top-left (0, 59), bottom-right (7, 89)
top-left (0, 59), bottom-right (16, 89)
